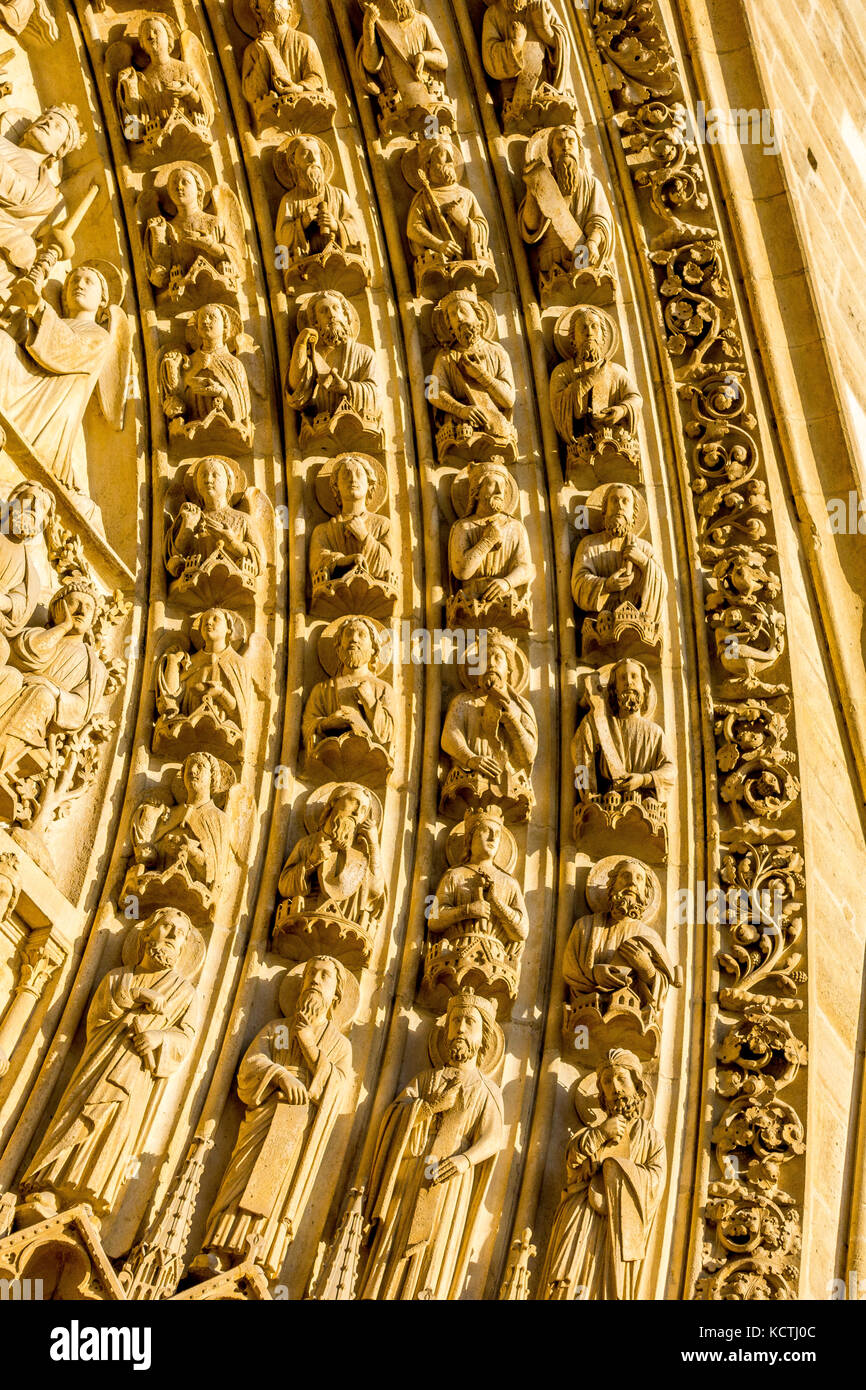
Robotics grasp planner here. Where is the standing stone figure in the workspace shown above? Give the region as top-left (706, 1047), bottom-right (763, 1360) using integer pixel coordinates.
top-left (193, 955), bottom-right (356, 1280)
top-left (0, 480), bottom-right (52, 663)
top-left (358, 988), bottom-right (504, 1300)
top-left (0, 105), bottom-right (82, 278)
top-left (286, 289), bottom-right (383, 454)
top-left (519, 125), bottom-right (616, 305)
top-left (357, 0), bottom-right (453, 140)
top-left (274, 134), bottom-right (369, 296)
top-left (540, 1050), bottom-right (665, 1300)
top-left (550, 305), bottom-right (642, 478)
top-left (239, 0), bottom-right (337, 134)
top-left (481, 0), bottom-right (577, 132)
top-left (404, 135), bottom-right (497, 299)
top-left (428, 289), bottom-right (517, 464)
top-left (571, 482), bottom-right (667, 660)
top-left (18, 909), bottom-right (202, 1224)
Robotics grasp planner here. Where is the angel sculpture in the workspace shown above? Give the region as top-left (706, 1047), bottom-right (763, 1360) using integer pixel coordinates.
top-left (153, 607), bottom-right (254, 763)
top-left (112, 15), bottom-right (215, 158)
top-left (164, 455), bottom-right (266, 609)
top-left (141, 162), bottom-right (244, 307)
top-left (236, 0), bottom-right (337, 134)
top-left (274, 133), bottom-right (370, 297)
top-left (0, 261), bottom-right (131, 507)
top-left (159, 303), bottom-right (258, 452)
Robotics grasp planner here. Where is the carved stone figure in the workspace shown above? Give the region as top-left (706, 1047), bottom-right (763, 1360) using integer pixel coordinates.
top-left (124, 752), bottom-right (236, 924)
top-left (424, 806), bottom-right (529, 1009)
top-left (358, 988), bottom-right (504, 1300)
top-left (236, 0), bottom-right (337, 134)
top-left (113, 16), bottom-right (214, 158)
top-left (572, 659), bottom-right (674, 860)
top-left (519, 125), bottom-right (616, 305)
top-left (164, 455), bottom-right (265, 608)
top-left (705, 545), bottom-right (786, 696)
top-left (428, 289), bottom-right (517, 464)
top-left (286, 290), bottom-right (383, 454)
top-left (0, 105), bottom-right (82, 277)
top-left (142, 162), bottom-right (243, 307)
top-left (563, 856), bottom-right (677, 1057)
top-left (193, 955), bottom-right (356, 1280)
top-left (357, 0), bottom-right (454, 140)
top-left (159, 304), bottom-right (256, 452)
top-left (0, 480), bottom-right (52, 664)
top-left (0, 261), bottom-right (132, 502)
top-left (447, 459), bottom-right (534, 631)
top-left (274, 782), bottom-right (386, 968)
top-left (404, 135), bottom-right (497, 300)
top-left (154, 608), bottom-right (252, 763)
top-left (309, 453), bottom-right (397, 619)
top-left (571, 482), bottom-right (667, 660)
top-left (550, 305), bottom-right (642, 478)
top-left (274, 134), bottom-right (369, 296)
top-left (17, 909), bottom-right (202, 1225)
top-left (440, 630), bottom-right (537, 820)
top-left (481, 0), bottom-right (577, 133)
top-left (302, 616), bottom-right (395, 785)
top-left (0, 0), bottom-right (56, 42)
top-left (539, 1050), bottom-right (665, 1300)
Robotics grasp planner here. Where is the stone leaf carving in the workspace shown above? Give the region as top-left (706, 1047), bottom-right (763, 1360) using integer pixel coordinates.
top-left (481, 0), bottom-right (578, 134)
top-left (164, 455), bottom-right (266, 609)
top-left (705, 545), bottom-right (786, 696)
top-left (16, 909), bottom-right (202, 1225)
top-left (713, 698), bottom-right (800, 843)
top-left (440, 629), bottom-right (537, 820)
top-left (423, 805), bottom-right (529, 1010)
top-left (683, 372), bottom-right (768, 554)
top-left (193, 955), bottom-right (357, 1282)
top-left (111, 16), bottom-right (215, 160)
top-left (588, 0), bottom-right (675, 107)
top-left (153, 607), bottom-right (254, 764)
top-left (356, 989), bottom-right (504, 1300)
top-left (0, 104), bottom-right (83, 282)
top-left (447, 460), bottom-right (534, 631)
top-left (236, 0), bottom-right (337, 135)
top-left (571, 482), bottom-right (667, 661)
top-left (649, 239), bottom-right (741, 376)
top-left (572, 658), bottom-right (673, 861)
top-left (519, 125), bottom-right (616, 307)
top-left (274, 133), bottom-right (370, 297)
top-left (428, 289), bottom-right (517, 465)
top-left (540, 1049), bottom-right (665, 1299)
top-left (563, 855), bottom-right (679, 1059)
top-left (356, 0), bottom-right (454, 142)
top-left (698, 1182), bottom-right (800, 1301)
top-left (550, 305), bottom-right (642, 481)
top-left (717, 843), bottom-right (806, 1012)
top-left (403, 135), bottom-right (498, 300)
top-left (274, 781), bottom-right (387, 968)
top-left (159, 304), bottom-right (257, 453)
top-left (286, 289), bottom-right (383, 455)
top-left (308, 452), bottom-right (398, 619)
top-left (140, 162), bottom-right (244, 308)
top-left (302, 615), bottom-right (395, 786)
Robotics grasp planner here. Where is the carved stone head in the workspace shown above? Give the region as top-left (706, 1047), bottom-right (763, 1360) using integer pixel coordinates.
top-left (610, 658), bottom-right (651, 717)
top-left (465, 805), bottom-right (505, 864)
top-left (603, 482), bottom-right (637, 537)
top-left (48, 573), bottom-right (98, 635)
top-left (167, 163), bottom-right (208, 212)
top-left (332, 453), bottom-right (377, 513)
top-left (23, 105), bottom-right (83, 163)
top-left (607, 857), bottom-right (652, 921)
top-left (597, 1047), bottom-right (646, 1118)
top-left (336, 615), bottom-right (380, 674)
top-left (444, 988), bottom-right (499, 1068)
top-left (139, 906), bottom-right (191, 972)
top-left (192, 455), bottom-right (237, 510)
top-left (139, 13), bottom-right (176, 60)
top-left (62, 263), bottom-right (110, 320)
top-left (466, 459), bottom-right (513, 517)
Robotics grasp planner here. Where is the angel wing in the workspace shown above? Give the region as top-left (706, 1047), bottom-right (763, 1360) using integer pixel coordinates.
top-left (245, 631), bottom-right (275, 700)
top-left (235, 330), bottom-right (265, 398)
top-left (104, 38), bottom-right (135, 87)
top-left (237, 484), bottom-right (274, 571)
top-left (179, 30), bottom-right (217, 127)
top-left (96, 303), bottom-right (133, 431)
top-left (209, 185), bottom-right (246, 270)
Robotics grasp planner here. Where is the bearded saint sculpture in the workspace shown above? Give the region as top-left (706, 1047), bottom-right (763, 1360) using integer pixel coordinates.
top-left (237, 0), bottom-right (337, 134)
top-left (571, 482), bottom-right (667, 661)
top-left (274, 133), bottom-right (369, 297)
top-left (356, 0), bottom-right (454, 140)
top-left (428, 289), bottom-right (517, 465)
top-left (447, 459), bottom-right (534, 631)
top-left (550, 305), bottom-right (642, 479)
top-left (404, 135), bottom-right (497, 300)
top-left (519, 124), bottom-right (616, 306)
top-left (481, 0), bottom-right (578, 133)
top-left (286, 289), bottom-right (383, 455)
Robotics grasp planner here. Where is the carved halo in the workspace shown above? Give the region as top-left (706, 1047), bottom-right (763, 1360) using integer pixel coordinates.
top-left (524, 123), bottom-right (588, 173)
top-left (185, 303), bottom-right (244, 349)
top-left (585, 481), bottom-right (649, 537)
top-left (572, 1048), bottom-right (655, 1127)
top-left (302, 780), bottom-right (383, 833)
top-left (295, 288), bottom-right (361, 341)
top-left (277, 955), bottom-right (360, 1033)
top-left (233, 0), bottom-right (302, 38)
top-left (457, 630), bottom-right (530, 693)
top-left (154, 160), bottom-right (212, 211)
top-left (183, 454), bottom-right (249, 506)
top-left (122, 909), bottom-right (206, 982)
top-left (129, 12), bottom-right (182, 50)
top-left (445, 808), bottom-right (518, 874)
top-left (401, 131), bottom-right (465, 190)
top-left (431, 288), bottom-right (497, 348)
top-left (188, 607), bottom-right (247, 649)
top-left (582, 659), bottom-right (658, 721)
top-left (584, 854), bottom-right (662, 923)
top-left (553, 304), bottom-right (619, 363)
top-left (428, 991), bottom-right (505, 1074)
top-left (273, 131), bottom-right (335, 191)
top-left (170, 751), bottom-right (237, 803)
top-left (67, 259), bottom-right (127, 320)
top-left (450, 458), bottom-right (519, 520)
top-left (316, 614), bottom-right (390, 677)
top-left (314, 452), bottom-right (388, 516)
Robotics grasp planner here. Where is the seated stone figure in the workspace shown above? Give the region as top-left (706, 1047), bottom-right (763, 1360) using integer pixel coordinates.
top-left (356, 0), bottom-right (454, 140)
top-left (164, 455), bottom-right (265, 608)
top-left (519, 125), bottom-right (616, 306)
top-left (572, 658), bottom-right (674, 860)
top-left (113, 15), bottom-right (214, 158)
top-left (238, 0), bottom-right (337, 134)
top-left (274, 781), bottom-right (386, 967)
top-left (274, 134), bottom-right (370, 297)
top-left (302, 615), bottom-right (395, 785)
top-left (440, 630), bottom-right (537, 820)
top-left (447, 459), bottom-right (534, 631)
top-left (142, 162), bottom-right (243, 307)
top-left (0, 105), bottom-right (82, 281)
top-left (159, 303), bottom-right (255, 452)
top-left (428, 289), bottom-right (517, 464)
top-left (286, 290), bottom-right (383, 455)
top-left (309, 452), bottom-right (397, 618)
top-left (154, 607), bottom-right (252, 763)
top-left (481, 0), bottom-right (578, 133)
top-left (404, 135), bottom-right (497, 300)
top-left (563, 856), bottom-right (678, 1058)
top-left (550, 305), bottom-right (642, 479)
top-left (424, 805), bottom-right (529, 1011)
top-left (571, 482), bottom-right (667, 661)
top-left (124, 750), bottom-right (235, 925)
